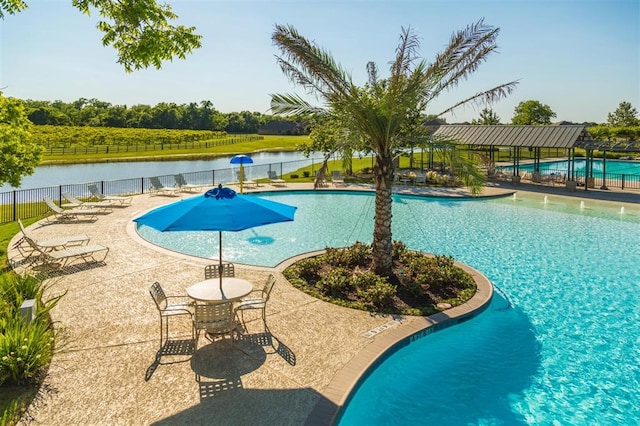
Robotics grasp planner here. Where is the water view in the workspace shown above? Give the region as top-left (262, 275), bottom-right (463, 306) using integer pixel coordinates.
top-left (0, 151), bottom-right (322, 191)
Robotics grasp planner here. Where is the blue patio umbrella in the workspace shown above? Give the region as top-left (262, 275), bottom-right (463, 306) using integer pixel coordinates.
top-left (133, 185), bottom-right (296, 289)
top-left (230, 154), bottom-right (254, 193)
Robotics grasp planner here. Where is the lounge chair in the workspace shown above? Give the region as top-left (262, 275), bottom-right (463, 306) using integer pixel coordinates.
top-left (332, 170), bottom-right (345, 186)
top-left (234, 170), bottom-right (257, 188)
top-left (43, 196), bottom-right (100, 223)
top-left (267, 171), bottom-right (287, 187)
top-left (14, 218), bottom-right (90, 262)
top-left (61, 192), bottom-right (113, 212)
top-left (149, 177), bottom-right (180, 196)
top-left (23, 234), bottom-right (108, 269)
top-left (87, 184), bottom-right (132, 206)
top-left (173, 173), bottom-right (204, 193)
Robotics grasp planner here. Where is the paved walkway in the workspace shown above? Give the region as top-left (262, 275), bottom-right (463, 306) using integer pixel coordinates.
top-left (9, 182), bottom-right (638, 425)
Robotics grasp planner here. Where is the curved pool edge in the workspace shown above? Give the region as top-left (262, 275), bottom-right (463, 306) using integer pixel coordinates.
top-left (296, 256), bottom-right (494, 426)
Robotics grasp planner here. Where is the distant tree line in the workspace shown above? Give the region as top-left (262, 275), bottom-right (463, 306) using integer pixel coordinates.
top-left (21, 98), bottom-right (306, 134)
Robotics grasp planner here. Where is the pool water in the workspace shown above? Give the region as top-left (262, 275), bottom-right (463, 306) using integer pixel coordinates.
top-left (137, 191), bottom-right (640, 424)
top-left (515, 159), bottom-right (640, 176)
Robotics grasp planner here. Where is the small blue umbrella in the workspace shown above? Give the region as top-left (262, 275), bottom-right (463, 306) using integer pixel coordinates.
top-left (230, 155), bottom-right (254, 193)
top-left (133, 185), bottom-right (296, 288)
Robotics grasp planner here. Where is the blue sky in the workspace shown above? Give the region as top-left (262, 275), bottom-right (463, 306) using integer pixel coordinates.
top-left (1, 0), bottom-right (639, 124)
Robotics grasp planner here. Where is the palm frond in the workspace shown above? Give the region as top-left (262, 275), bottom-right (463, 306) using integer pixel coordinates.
top-left (269, 93), bottom-right (327, 117)
top-left (272, 24), bottom-right (352, 99)
top-left (436, 81), bottom-right (519, 116)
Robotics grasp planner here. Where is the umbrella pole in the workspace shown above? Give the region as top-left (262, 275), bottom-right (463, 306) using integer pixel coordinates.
top-left (239, 164), bottom-right (244, 194)
top-left (219, 232), bottom-right (223, 291)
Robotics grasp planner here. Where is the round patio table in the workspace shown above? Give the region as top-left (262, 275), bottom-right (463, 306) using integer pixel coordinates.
top-left (186, 277), bottom-right (253, 302)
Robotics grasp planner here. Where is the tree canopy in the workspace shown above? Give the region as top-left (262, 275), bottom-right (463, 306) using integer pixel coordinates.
top-left (511, 100), bottom-right (556, 125)
top-left (0, 93), bottom-right (43, 187)
top-left (471, 108), bottom-right (501, 125)
top-left (607, 101), bottom-right (639, 127)
top-left (1, 0), bottom-right (202, 72)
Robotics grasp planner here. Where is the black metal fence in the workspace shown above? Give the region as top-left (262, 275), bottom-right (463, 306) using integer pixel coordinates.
top-left (43, 135), bottom-right (263, 156)
top-left (0, 158), bottom-right (320, 224)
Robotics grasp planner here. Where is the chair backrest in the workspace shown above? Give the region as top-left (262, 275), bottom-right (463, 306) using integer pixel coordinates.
top-left (62, 192), bottom-right (81, 205)
top-left (17, 218), bottom-right (29, 238)
top-left (174, 174), bottom-right (187, 186)
top-left (262, 274), bottom-right (276, 302)
top-left (150, 176), bottom-right (166, 189)
top-left (149, 281), bottom-right (167, 310)
top-left (43, 196), bottom-right (64, 214)
top-left (204, 263), bottom-right (235, 279)
top-left (332, 170), bottom-right (343, 180)
top-left (88, 184), bottom-right (105, 199)
top-left (268, 171), bottom-right (278, 179)
top-left (194, 302), bottom-right (234, 331)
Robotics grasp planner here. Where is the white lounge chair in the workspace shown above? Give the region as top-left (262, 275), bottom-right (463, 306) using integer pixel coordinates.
top-left (332, 170), bottom-right (345, 186)
top-left (43, 196), bottom-right (100, 223)
top-left (61, 192), bottom-right (113, 212)
top-left (87, 184), bottom-right (132, 206)
top-left (14, 218), bottom-right (90, 262)
top-left (23, 234), bottom-right (108, 269)
top-left (149, 177), bottom-right (180, 196)
top-left (173, 173), bottom-right (204, 193)
top-left (267, 171), bottom-right (287, 187)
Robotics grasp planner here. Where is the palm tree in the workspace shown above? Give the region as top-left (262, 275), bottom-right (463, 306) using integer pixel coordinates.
top-left (271, 20), bottom-right (518, 276)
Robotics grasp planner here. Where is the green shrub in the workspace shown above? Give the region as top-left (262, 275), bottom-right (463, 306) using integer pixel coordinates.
top-left (316, 267), bottom-right (352, 298)
top-left (0, 312), bottom-right (54, 385)
top-left (302, 171), bottom-right (310, 178)
top-left (290, 174), bottom-right (299, 179)
top-left (354, 272), bottom-right (396, 307)
top-left (0, 273), bottom-right (64, 386)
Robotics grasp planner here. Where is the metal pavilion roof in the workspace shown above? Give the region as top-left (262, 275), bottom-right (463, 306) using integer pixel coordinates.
top-left (432, 125), bottom-right (592, 149)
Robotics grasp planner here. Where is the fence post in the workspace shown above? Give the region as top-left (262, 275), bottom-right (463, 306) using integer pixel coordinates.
top-left (622, 174), bottom-right (625, 190)
top-left (12, 190), bottom-right (17, 222)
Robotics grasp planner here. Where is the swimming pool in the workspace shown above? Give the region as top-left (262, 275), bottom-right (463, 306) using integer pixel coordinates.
top-left (513, 159), bottom-right (640, 175)
top-left (136, 191), bottom-right (640, 424)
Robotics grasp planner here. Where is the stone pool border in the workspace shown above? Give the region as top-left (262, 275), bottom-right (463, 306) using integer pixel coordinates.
top-left (276, 250), bottom-right (495, 426)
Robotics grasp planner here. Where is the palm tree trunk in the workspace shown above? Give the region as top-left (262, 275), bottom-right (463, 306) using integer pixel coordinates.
top-left (372, 153), bottom-right (394, 276)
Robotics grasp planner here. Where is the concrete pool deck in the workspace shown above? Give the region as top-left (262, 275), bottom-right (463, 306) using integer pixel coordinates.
top-left (9, 182), bottom-right (639, 425)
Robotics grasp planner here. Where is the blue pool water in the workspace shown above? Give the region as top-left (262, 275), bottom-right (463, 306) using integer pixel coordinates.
top-left (137, 191), bottom-right (640, 424)
top-left (513, 159), bottom-right (640, 176)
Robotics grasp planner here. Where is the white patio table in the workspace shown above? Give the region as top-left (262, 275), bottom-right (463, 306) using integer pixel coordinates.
top-left (186, 277), bottom-right (253, 303)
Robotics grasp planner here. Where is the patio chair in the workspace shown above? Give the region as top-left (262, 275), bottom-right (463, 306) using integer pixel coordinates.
top-left (61, 192), bottom-right (113, 212)
top-left (149, 281), bottom-right (194, 350)
top-left (15, 218), bottom-right (90, 262)
top-left (234, 273), bottom-right (276, 331)
top-left (193, 301), bottom-right (238, 349)
top-left (267, 171), bottom-right (287, 187)
top-left (204, 262), bottom-right (235, 279)
top-left (43, 196), bottom-right (100, 223)
top-left (234, 170), bottom-right (257, 188)
top-left (87, 184), bottom-right (132, 206)
top-left (23, 234), bottom-right (109, 269)
top-left (414, 173), bottom-right (426, 185)
top-left (331, 170), bottom-right (345, 186)
top-left (173, 173), bottom-right (203, 193)
top-left (149, 176), bottom-right (180, 196)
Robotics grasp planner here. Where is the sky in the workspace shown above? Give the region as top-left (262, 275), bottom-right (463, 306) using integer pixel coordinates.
top-left (1, 0), bottom-right (639, 124)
